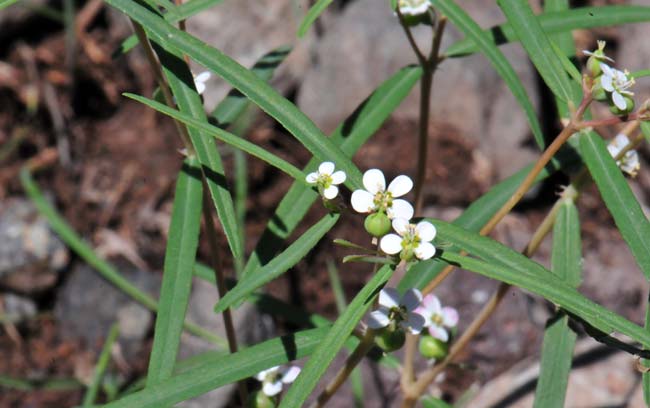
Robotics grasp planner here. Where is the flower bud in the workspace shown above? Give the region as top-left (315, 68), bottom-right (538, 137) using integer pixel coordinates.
top-left (587, 56), bottom-right (603, 77)
top-left (364, 212), bottom-right (391, 238)
top-left (418, 335), bottom-right (449, 360)
top-left (374, 326), bottom-right (406, 352)
top-left (247, 391), bottom-right (275, 408)
top-left (609, 96), bottom-right (635, 116)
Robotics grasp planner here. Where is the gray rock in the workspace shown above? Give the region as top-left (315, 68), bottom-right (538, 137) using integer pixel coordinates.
top-left (297, 0), bottom-right (540, 180)
top-left (185, 0), bottom-right (314, 112)
top-left (2, 293), bottom-right (37, 323)
top-left (54, 263), bottom-right (158, 356)
top-left (0, 198), bottom-right (68, 293)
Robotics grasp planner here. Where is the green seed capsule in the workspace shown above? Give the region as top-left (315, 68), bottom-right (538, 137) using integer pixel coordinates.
top-left (374, 327), bottom-right (406, 352)
top-left (247, 391), bottom-right (275, 408)
top-left (587, 56), bottom-right (602, 77)
top-left (364, 212), bottom-right (392, 238)
top-left (591, 81), bottom-right (607, 101)
top-left (609, 95), bottom-right (635, 116)
top-left (418, 335), bottom-right (449, 360)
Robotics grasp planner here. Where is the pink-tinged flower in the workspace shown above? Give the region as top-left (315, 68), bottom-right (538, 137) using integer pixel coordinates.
top-left (415, 294), bottom-right (458, 342)
top-left (367, 288), bottom-right (425, 335)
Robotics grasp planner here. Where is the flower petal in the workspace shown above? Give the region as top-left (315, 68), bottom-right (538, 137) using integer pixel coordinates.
top-left (612, 91), bottom-right (627, 110)
top-left (392, 218), bottom-right (410, 236)
top-left (380, 234), bottom-right (403, 255)
top-left (379, 288), bottom-right (401, 309)
top-left (422, 294), bottom-right (442, 314)
top-left (306, 172), bottom-right (319, 184)
top-left (401, 288), bottom-right (423, 311)
top-left (281, 366), bottom-right (301, 384)
top-left (367, 308), bottom-right (391, 329)
top-left (415, 242), bottom-right (436, 260)
top-left (323, 185), bottom-right (339, 199)
top-left (351, 190), bottom-right (375, 213)
top-left (387, 175), bottom-right (413, 197)
top-left (404, 312), bottom-right (425, 334)
top-left (263, 380), bottom-right (283, 396)
top-left (195, 82), bottom-right (206, 95)
top-left (331, 170), bottom-right (346, 185)
top-left (256, 366), bottom-right (278, 381)
top-left (363, 169), bottom-right (386, 194)
top-left (318, 161), bottom-right (335, 175)
top-left (442, 307), bottom-right (459, 328)
top-left (428, 325), bottom-right (449, 342)
top-left (195, 71), bottom-right (211, 82)
top-left (601, 73), bottom-right (614, 92)
top-left (415, 221), bottom-right (436, 242)
top-left (600, 63), bottom-right (613, 77)
top-left (387, 199), bottom-right (414, 220)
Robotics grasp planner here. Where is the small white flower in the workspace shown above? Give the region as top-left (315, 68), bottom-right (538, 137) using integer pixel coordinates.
top-left (351, 169), bottom-right (414, 220)
top-left (600, 63), bottom-right (635, 110)
top-left (193, 71), bottom-right (211, 95)
top-left (398, 0), bottom-right (431, 16)
top-left (582, 40), bottom-right (614, 62)
top-left (367, 288), bottom-right (425, 334)
top-left (255, 365), bottom-right (301, 397)
top-left (607, 133), bottom-right (640, 177)
top-left (380, 218), bottom-right (436, 260)
top-left (415, 294), bottom-right (458, 342)
top-left (306, 161), bottom-right (346, 199)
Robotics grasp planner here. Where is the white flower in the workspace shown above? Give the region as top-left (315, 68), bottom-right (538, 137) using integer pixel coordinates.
top-left (306, 161), bottom-right (346, 199)
top-left (380, 218), bottom-right (436, 260)
top-left (193, 71), bottom-right (211, 95)
top-left (351, 169), bottom-right (414, 220)
top-left (415, 294), bottom-right (458, 342)
top-left (255, 365), bottom-right (301, 396)
top-left (582, 40), bottom-right (614, 62)
top-left (607, 133), bottom-right (640, 177)
top-left (600, 63), bottom-right (635, 110)
top-left (367, 288), bottom-right (425, 334)
top-left (398, 0), bottom-right (431, 16)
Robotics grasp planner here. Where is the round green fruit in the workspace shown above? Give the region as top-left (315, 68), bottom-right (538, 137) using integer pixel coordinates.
top-left (591, 82), bottom-right (607, 101)
top-left (364, 212), bottom-right (392, 238)
top-left (247, 391), bottom-right (275, 408)
top-left (374, 327), bottom-right (406, 352)
top-left (609, 95), bottom-right (635, 116)
top-left (419, 335), bottom-right (449, 360)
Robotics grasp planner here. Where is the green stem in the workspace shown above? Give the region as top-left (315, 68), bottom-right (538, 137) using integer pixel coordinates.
top-left (82, 323), bottom-right (120, 407)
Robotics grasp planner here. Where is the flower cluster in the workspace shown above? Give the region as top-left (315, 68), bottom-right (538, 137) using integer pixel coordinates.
top-left (583, 41), bottom-right (636, 113)
top-left (607, 133), bottom-right (640, 177)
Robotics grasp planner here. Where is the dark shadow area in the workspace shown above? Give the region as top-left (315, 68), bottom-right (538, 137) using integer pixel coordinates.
top-left (280, 332), bottom-right (298, 362)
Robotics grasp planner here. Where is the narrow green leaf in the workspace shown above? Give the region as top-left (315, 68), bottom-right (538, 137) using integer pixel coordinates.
top-left (497, 0), bottom-right (577, 103)
top-left (533, 201), bottom-right (581, 407)
top-left (82, 323), bottom-right (120, 407)
top-left (103, 328), bottom-right (330, 408)
top-left (280, 265), bottom-right (396, 407)
top-left (154, 43), bottom-right (243, 262)
top-left (105, 0), bottom-right (363, 188)
top-left (214, 213), bottom-right (340, 312)
top-left (438, 251), bottom-right (650, 347)
top-left (0, 0), bottom-right (20, 10)
top-left (434, 0), bottom-right (544, 149)
top-left (241, 66), bottom-right (422, 280)
top-left (125, 93), bottom-right (306, 182)
top-left (297, 0), bottom-right (333, 38)
top-left (445, 6), bottom-right (650, 57)
top-left (544, 0), bottom-right (574, 58)
top-left (19, 168), bottom-right (226, 347)
top-left (211, 46), bottom-right (292, 128)
top-left (533, 313), bottom-right (576, 408)
top-left (641, 121), bottom-right (650, 144)
top-left (172, 0), bottom-right (225, 21)
top-left (643, 303), bottom-right (650, 405)
top-left (422, 396), bottom-right (453, 408)
top-left (147, 158), bottom-right (203, 386)
top-left (633, 69), bottom-right (650, 79)
top-left (580, 131), bottom-right (650, 279)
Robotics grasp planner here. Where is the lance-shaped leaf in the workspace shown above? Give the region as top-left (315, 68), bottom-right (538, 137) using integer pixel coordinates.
top-left (147, 158), bottom-right (203, 386)
top-left (297, 0), bottom-right (333, 37)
